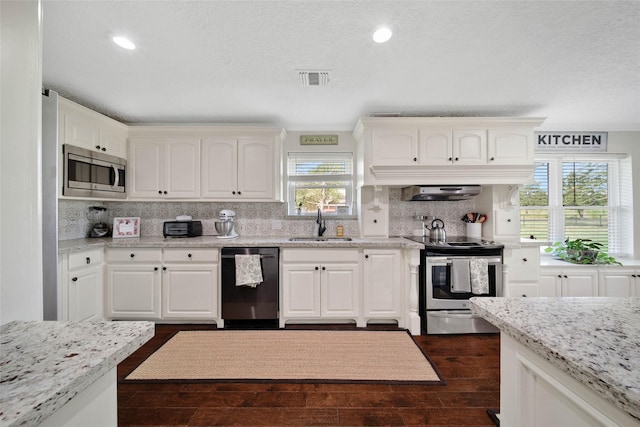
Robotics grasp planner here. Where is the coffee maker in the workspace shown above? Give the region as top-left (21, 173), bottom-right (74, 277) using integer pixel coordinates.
top-left (214, 209), bottom-right (238, 238)
top-left (88, 206), bottom-right (110, 237)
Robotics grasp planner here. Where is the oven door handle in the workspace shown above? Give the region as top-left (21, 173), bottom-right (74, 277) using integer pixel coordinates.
top-left (428, 311), bottom-right (484, 319)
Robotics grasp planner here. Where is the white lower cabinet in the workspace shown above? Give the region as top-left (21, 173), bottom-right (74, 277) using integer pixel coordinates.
top-left (500, 332), bottom-right (638, 426)
top-left (63, 248), bottom-right (104, 321)
top-left (106, 248), bottom-right (218, 321)
top-left (107, 264), bottom-right (161, 319)
top-left (281, 249), bottom-right (361, 326)
top-left (162, 248), bottom-right (219, 319)
top-left (539, 267), bottom-right (598, 297)
top-left (362, 249), bottom-right (402, 321)
top-left (504, 247), bottom-right (540, 297)
top-left (598, 269), bottom-right (640, 297)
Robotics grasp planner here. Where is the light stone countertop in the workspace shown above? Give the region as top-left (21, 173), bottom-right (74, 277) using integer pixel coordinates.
top-left (58, 235), bottom-right (425, 253)
top-left (0, 321), bottom-right (154, 427)
top-left (469, 297), bottom-right (640, 422)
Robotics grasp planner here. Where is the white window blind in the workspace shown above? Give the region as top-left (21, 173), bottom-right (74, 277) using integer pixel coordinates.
top-left (287, 152), bottom-right (354, 216)
top-left (520, 155), bottom-right (630, 255)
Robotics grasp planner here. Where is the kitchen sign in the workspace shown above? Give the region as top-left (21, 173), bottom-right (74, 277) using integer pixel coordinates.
top-left (300, 135), bottom-right (338, 145)
top-left (535, 132), bottom-right (607, 152)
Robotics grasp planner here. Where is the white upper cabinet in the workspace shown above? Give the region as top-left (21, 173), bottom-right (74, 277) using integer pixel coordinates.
top-left (418, 129), bottom-right (453, 165)
top-left (58, 97), bottom-right (128, 158)
top-left (488, 128), bottom-right (535, 165)
top-left (202, 137), bottom-right (276, 200)
top-left (452, 130), bottom-right (487, 164)
top-left (128, 137), bottom-right (200, 199)
top-left (201, 138), bottom-right (237, 198)
top-left (354, 117), bottom-right (545, 186)
top-left (369, 129), bottom-right (419, 165)
top-left (129, 126), bottom-right (284, 202)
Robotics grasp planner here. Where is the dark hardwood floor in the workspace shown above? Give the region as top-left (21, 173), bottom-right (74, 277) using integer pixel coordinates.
top-left (117, 324), bottom-right (500, 426)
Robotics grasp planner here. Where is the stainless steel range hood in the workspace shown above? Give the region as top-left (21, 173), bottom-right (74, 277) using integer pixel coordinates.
top-left (402, 185), bottom-right (482, 201)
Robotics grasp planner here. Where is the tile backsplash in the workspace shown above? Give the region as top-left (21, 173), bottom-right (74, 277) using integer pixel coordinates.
top-left (58, 188), bottom-right (479, 240)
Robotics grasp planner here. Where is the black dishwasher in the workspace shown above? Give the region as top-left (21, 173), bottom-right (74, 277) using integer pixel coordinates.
top-left (221, 247), bottom-right (279, 328)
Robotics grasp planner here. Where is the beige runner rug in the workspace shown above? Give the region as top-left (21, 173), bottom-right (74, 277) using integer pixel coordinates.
top-left (125, 330), bottom-right (444, 385)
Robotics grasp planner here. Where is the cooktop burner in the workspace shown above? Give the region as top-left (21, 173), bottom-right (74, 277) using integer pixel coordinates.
top-left (403, 235), bottom-right (504, 249)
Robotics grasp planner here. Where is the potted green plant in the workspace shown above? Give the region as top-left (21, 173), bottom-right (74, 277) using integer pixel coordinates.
top-left (545, 238), bottom-right (621, 265)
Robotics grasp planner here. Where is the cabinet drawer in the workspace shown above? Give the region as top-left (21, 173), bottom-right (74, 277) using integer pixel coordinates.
top-left (163, 248), bottom-right (219, 263)
top-left (68, 249), bottom-right (104, 271)
top-left (505, 248), bottom-right (540, 281)
top-left (507, 282), bottom-right (539, 298)
top-left (282, 249), bottom-right (359, 263)
top-left (107, 248), bottom-right (162, 263)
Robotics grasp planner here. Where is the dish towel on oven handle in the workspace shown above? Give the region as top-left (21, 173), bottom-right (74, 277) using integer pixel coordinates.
top-left (235, 254), bottom-right (263, 287)
top-left (470, 258), bottom-right (489, 294)
top-left (451, 259), bottom-right (471, 293)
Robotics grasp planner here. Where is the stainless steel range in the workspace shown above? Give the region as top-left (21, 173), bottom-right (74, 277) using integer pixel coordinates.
top-left (405, 236), bottom-right (504, 335)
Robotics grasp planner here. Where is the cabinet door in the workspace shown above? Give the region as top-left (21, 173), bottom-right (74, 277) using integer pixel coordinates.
top-left (281, 264), bottom-right (321, 318)
top-left (561, 270), bottom-right (598, 297)
top-left (370, 129), bottom-right (418, 165)
top-left (201, 138), bottom-right (238, 198)
top-left (321, 263), bottom-right (359, 318)
top-left (165, 138), bottom-right (200, 198)
top-left (237, 138), bottom-right (274, 199)
top-left (488, 128), bottom-right (534, 165)
top-left (494, 208), bottom-right (520, 237)
top-left (162, 264), bottom-right (218, 319)
top-left (129, 138), bottom-right (165, 198)
top-left (358, 186), bottom-right (389, 238)
top-left (538, 269), bottom-right (562, 297)
top-left (418, 129), bottom-right (453, 165)
top-left (68, 268), bottom-right (103, 321)
top-left (106, 265), bottom-right (161, 319)
top-left (64, 110), bottom-right (101, 152)
top-left (363, 250), bottom-right (401, 318)
top-left (452, 130), bottom-right (487, 164)
top-left (100, 124), bottom-right (128, 158)
top-left (598, 270), bottom-right (636, 297)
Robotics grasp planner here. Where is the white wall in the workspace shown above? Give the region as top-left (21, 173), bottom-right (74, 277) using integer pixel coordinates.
top-left (0, 0), bottom-right (44, 323)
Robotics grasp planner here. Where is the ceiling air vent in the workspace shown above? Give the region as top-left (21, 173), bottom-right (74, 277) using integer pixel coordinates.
top-left (299, 71), bottom-right (330, 87)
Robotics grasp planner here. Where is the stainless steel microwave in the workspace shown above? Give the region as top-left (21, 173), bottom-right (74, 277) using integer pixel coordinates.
top-left (63, 144), bottom-right (127, 199)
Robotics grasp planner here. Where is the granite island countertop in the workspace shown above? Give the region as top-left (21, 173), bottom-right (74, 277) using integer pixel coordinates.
top-left (0, 321), bottom-right (154, 427)
top-left (59, 235), bottom-right (424, 253)
top-left (470, 297), bottom-right (640, 421)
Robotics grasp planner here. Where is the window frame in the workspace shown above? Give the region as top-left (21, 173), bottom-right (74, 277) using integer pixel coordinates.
top-left (286, 152), bottom-right (356, 217)
top-left (520, 153), bottom-right (628, 254)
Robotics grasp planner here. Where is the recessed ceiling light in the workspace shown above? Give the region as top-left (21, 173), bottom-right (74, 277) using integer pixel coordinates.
top-left (112, 36), bottom-right (136, 50)
top-left (372, 26), bottom-right (393, 43)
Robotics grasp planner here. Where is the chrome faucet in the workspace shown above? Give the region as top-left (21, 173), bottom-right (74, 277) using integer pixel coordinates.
top-left (316, 208), bottom-right (326, 237)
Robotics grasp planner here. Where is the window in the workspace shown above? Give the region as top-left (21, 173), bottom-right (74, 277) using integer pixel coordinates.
top-left (520, 155), bottom-right (629, 254)
top-left (287, 152), bottom-right (354, 216)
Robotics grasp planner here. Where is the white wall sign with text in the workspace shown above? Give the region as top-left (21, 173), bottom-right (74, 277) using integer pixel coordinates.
top-left (535, 132), bottom-right (608, 152)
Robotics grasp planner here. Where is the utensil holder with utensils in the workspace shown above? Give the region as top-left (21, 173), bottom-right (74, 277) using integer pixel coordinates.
top-left (466, 223), bottom-right (482, 238)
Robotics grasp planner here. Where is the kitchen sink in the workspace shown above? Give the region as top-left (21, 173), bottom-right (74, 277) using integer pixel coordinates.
top-left (288, 237), bottom-right (353, 242)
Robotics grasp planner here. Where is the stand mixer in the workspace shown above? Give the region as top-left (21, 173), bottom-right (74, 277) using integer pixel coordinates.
top-left (88, 206), bottom-right (110, 237)
top-left (215, 209), bottom-right (238, 239)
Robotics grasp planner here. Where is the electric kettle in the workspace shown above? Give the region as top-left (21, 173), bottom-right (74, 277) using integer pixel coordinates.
top-left (427, 218), bottom-right (446, 243)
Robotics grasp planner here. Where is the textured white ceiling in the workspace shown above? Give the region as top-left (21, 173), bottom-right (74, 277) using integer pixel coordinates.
top-left (42, 1), bottom-right (640, 131)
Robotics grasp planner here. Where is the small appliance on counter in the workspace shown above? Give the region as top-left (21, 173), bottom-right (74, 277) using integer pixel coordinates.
top-left (215, 209), bottom-right (238, 239)
top-left (163, 220), bottom-right (203, 237)
top-left (88, 206), bottom-right (110, 238)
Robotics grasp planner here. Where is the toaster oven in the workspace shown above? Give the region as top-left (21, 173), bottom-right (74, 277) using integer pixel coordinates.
top-left (163, 221), bottom-right (203, 237)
